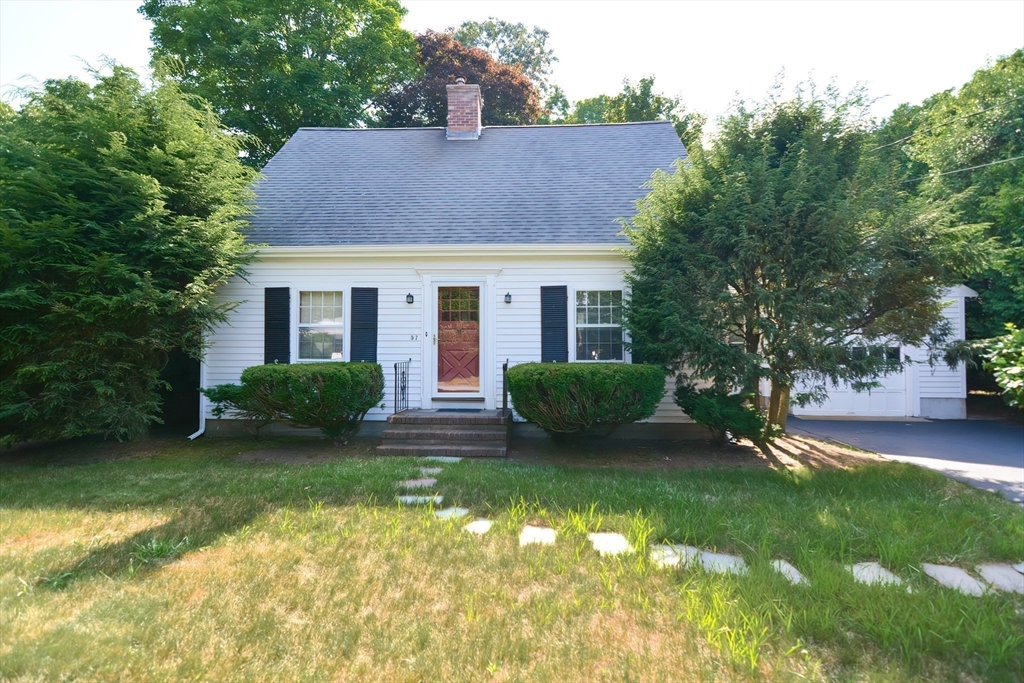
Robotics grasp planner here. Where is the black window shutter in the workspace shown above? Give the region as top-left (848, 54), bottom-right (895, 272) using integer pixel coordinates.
top-left (264, 287), bottom-right (290, 364)
top-left (350, 287), bottom-right (378, 363)
top-left (540, 286), bottom-right (568, 363)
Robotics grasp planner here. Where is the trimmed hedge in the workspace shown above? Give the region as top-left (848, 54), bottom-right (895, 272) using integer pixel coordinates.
top-left (203, 362), bottom-right (384, 442)
top-left (506, 362), bottom-right (665, 435)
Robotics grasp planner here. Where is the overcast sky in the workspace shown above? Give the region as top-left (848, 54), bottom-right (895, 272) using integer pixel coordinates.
top-left (1, 0), bottom-right (1021, 124)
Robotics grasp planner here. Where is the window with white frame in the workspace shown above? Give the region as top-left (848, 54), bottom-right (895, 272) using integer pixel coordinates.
top-left (575, 290), bottom-right (623, 361)
top-left (298, 291), bottom-right (344, 360)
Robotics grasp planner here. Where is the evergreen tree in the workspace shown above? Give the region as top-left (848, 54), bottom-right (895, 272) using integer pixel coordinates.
top-left (0, 66), bottom-right (256, 444)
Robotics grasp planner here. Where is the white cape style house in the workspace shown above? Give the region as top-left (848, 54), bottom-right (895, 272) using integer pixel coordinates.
top-left (199, 80), bottom-right (974, 438)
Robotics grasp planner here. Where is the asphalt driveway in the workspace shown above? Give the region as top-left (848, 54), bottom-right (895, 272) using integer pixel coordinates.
top-left (789, 417), bottom-right (1024, 504)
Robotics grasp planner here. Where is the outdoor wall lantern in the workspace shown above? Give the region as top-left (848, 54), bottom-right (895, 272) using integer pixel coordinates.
top-left (504, 292), bottom-right (512, 304)
top-left (406, 293), bottom-right (414, 304)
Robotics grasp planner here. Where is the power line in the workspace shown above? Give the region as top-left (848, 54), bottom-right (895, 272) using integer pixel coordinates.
top-left (871, 94), bottom-right (1024, 152)
top-left (902, 154), bottom-right (1024, 183)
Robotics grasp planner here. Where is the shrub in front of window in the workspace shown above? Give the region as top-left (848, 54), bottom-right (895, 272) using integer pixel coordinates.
top-left (673, 381), bottom-right (768, 447)
top-left (204, 362), bottom-right (384, 443)
top-left (200, 383), bottom-right (273, 435)
top-left (506, 362), bottom-right (664, 435)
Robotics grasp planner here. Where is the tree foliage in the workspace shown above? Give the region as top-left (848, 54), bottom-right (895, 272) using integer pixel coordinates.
top-left (878, 50), bottom-right (1024, 338)
top-left (0, 66), bottom-right (256, 445)
top-left (559, 77), bottom-right (704, 146)
top-left (141, 0), bottom-right (418, 166)
top-left (374, 30), bottom-right (541, 128)
top-left (983, 324), bottom-right (1024, 408)
top-left (624, 88), bottom-right (990, 434)
top-left (453, 18), bottom-right (556, 91)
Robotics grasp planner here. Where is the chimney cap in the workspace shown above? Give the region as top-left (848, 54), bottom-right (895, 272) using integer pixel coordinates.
top-left (455, 77), bottom-right (466, 84)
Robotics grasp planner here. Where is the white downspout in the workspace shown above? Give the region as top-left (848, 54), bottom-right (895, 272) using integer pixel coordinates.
top-left (187, 358), bottom-right (207, 440)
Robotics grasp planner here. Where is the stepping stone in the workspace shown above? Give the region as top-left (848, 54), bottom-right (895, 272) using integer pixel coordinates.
top-left (424, 456), bottom-right (462, 463)
top-left (419, 467), bottom-right (443, 476)
top-left (519, 525), bottom-right (557, 547)
top-left (771, 559), bottom-right (808, 585)
top-left (848, 562), bottom-right (906, 588)
top-left (588, 532), bottom-right (633, 557)
top-left (976, 564), bottom-right (1024, 594)
top-left (1014, 562), bottom-right (1024, 574)
top-left (435, 507), bottom-right (470, 520)
top-left (649, 544), bottom-right (700, 569)
top-left (398, 478), bottom-right (436, 489)
top-left (921, 563), bottom-right (986, 597)
top-left (698, 551), bottom-right (747, 575)
top-left (464, 519), bottom-right (493, 535)
top-left (396, 495), bottom-right (443, 505)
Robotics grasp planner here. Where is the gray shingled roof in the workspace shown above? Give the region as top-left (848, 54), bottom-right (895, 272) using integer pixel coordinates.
top-left (247, 121), bottom-right (687, 246)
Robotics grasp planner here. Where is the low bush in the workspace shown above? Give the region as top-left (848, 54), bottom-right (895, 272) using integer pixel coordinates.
top-left (506, 362), bottom-right (665, 435)
top-left (203, 362), bottom-right (384, 442)
top-left (984, 323), bottom-right (1024, 408)
top-left (673, 381), bottom-right (767, 446)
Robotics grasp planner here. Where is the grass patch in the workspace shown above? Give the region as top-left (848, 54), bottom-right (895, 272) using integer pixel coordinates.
top-left (0, 435), bottom-right (1021, 681)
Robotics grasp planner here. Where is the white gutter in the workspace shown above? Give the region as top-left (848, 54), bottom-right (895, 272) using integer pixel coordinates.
top-left (187, 357), bottom-right (207, 440)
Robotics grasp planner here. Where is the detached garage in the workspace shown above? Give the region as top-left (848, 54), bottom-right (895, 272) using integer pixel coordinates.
top-left (791, 286), bottom-right (977, 420)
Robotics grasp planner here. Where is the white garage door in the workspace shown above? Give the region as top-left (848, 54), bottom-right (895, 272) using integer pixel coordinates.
top-left (792, 347), bottom-right (909, 417)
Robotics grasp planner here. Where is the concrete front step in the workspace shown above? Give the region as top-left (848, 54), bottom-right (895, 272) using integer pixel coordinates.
top-left (383, 425), bottom-right (508, 441)
top-left (387, 409), bottom-right (511, 426)
top-left (376, 441), bottom-right (507, 458)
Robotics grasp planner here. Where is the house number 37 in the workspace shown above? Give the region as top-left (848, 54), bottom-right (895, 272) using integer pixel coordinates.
top-left (410, 334), bottom-right (420, 341)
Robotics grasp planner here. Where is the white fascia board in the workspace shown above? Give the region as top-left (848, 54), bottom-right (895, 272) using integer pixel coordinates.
top-left (253, 243), bottom-right (630, 260)
top-left (943, 284), bottom-right (979, 299)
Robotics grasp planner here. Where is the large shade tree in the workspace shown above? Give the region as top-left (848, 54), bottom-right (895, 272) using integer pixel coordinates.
top-left (625, 89), bottom-right (989, 434)
top-left (0, 66), bottom-right (256, 444)
top-left (893, 50), bottom-right (1024, 339)
top-left (560, 77), bottom-right (705, 147)
top-left (141, 0), bottom-right (418, 166)
top-left (373, 30), bottom-right (541, 128)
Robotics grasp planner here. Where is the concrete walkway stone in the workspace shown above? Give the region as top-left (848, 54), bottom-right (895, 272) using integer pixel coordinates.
top-left (771, 559), bottom-right (808, 585)
top-left (464, 519), bottom-right (493, 535)
top-left (1014, 562), bottom-right (1024, 574)
top-left (587, 532), bottom-right (633, 557)
top-left (424, 456), bottom-right (463, 463)
top-left (398, 478), bottom-right (436, 489)
top-left (519, 525), bottom-right (557, 547)
top-left (419, 467), bottom-right (443, 476)
top-left (921, 563), bottom-right (987, 596)
top-left (396, 495), bottom-right (443, 505)
top-left (848, 562), bottom-right (905, 588)
top-left (649, 544), bottom-right (700, 569)
top-left (976, 564), bottom-right (1024, 594)
top-left (699, 551), bottom-right (747, 575)
top-left (435, 507), bottom-right (470, 520)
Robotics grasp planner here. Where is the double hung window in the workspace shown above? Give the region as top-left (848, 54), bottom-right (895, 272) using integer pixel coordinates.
top-left (575, 290), bottom-right (623, 361)
top-left (298, 291), bottom-right (344, 360)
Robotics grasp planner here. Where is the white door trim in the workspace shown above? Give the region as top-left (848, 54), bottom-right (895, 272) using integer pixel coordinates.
top-left (421, 275), bottom-right (493, 409)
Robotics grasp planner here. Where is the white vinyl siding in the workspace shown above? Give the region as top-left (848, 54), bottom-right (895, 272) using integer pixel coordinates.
top-left (203, 249), bottom-right (693, 423)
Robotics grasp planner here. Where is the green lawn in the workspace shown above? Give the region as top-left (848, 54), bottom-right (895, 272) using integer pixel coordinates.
top-left (1, 436), bottom-right (1021, 682)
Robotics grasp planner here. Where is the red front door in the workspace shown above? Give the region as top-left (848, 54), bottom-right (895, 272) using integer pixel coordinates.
top-left (437, 287), bottom-right (480, 393)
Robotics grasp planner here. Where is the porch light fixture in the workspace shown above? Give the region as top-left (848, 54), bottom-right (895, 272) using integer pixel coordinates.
top-left (504, 292), bottom-right (512, 304)
top-left (406, 293), bottom-right (414, 304)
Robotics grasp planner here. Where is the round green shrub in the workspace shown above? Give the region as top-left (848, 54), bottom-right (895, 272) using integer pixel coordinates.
top-left (505, 362), bottom-right (665, 435)
top-left (673, 382), bottom-right (767, 446)
top-left (205, 362), bottom-right (384, 442)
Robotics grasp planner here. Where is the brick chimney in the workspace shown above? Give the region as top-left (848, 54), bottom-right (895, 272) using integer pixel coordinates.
top-left (446, 78), bottom-right (482, 140)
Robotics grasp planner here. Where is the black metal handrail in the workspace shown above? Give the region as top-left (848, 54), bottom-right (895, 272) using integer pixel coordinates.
top-left (394, 358), bottom-right (410, 413)
top-left (502, 358), bottom-right (509, 413)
